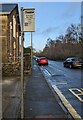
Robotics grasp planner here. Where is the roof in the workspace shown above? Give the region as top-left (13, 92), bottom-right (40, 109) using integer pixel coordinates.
top-left (0, 4), bottom-right (17, 14)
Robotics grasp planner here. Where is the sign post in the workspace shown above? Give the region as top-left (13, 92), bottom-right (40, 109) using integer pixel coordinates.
top-left (20, 7), bottom-right (35, 119)
top-left (31, 32), bottom-right (33, 67)
top-left (23, 8), bottom-right (35, 68)
top-left (21, 7), bottom-right (24, 119)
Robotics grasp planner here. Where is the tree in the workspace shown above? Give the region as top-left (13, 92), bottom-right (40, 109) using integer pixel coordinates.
top-left (66, 24), bottom-right (81, 43)
top-left (38, 23), bottom-right (82, 60)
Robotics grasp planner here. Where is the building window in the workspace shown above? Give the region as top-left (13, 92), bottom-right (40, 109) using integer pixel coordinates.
top-left (9, 22), bottom-right (12, 56)
top-left (13, 15), bottom-right (16, 38)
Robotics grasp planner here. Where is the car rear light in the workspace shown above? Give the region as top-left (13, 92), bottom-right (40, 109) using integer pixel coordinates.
top-left (73, 61), bottom-right (77, 65)
top-left (73, 61), bottom-right (81, 66)
top-left (38, 59), bottom-right (48, 63)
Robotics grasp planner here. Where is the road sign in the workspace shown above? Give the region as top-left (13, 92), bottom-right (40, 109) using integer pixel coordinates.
top-left (23, 8), bottom-right (35, 32)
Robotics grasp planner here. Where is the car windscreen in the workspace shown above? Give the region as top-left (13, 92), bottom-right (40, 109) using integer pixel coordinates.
top-left (72, 58), bottom-right (82, 61)
top-left (40, 58), bottom-right (47, 60)
top-left (71, 58), bottom-right (76, 61)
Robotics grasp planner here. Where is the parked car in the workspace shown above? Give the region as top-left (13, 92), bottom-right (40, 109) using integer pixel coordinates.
top-left (63, 57), bottom-right (83, 68)
top-left (33, 56), bottom-right (39, 61)
top-left (37, 57), bottom-right (48, 65)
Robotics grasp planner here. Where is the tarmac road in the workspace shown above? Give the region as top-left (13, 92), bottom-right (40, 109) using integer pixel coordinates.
top-left (39, 60), bottom-right (83, 119)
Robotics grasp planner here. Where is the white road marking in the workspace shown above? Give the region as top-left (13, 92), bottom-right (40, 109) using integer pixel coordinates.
top-left (55, 82), bottom-right (67, 85)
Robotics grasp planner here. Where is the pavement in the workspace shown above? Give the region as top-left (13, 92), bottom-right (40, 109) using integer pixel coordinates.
top-left (24, 65), bottom-right (68, 119)
top-left (2, 77), bottom-right (21, 119)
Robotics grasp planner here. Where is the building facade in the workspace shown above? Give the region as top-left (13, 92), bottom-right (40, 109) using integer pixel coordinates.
top-left (0, 4), bottom-right (21, 63)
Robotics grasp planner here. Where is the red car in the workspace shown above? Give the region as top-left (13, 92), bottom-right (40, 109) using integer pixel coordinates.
top-left (37, 57), bottom-right (48, 65)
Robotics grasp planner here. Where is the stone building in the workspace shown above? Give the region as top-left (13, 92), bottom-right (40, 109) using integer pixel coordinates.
top-left (0, 4), bottom-right (21, 63)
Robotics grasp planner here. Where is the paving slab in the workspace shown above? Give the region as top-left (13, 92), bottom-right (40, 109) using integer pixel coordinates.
top-left (24, 65), bottom-right (67, 119)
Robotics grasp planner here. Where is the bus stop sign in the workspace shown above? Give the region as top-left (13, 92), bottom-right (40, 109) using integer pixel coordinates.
top-left (23, 8), bottom-right (35, 32)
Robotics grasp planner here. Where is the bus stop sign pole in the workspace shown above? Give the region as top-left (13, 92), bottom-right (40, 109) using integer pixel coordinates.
top-left (20, 7), bottom-right (35, 119)
top-left (21, 7), bottom-right (24, 119)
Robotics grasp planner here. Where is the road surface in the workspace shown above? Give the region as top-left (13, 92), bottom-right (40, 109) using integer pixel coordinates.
top-left (39, 60), bottom-right (83, 119)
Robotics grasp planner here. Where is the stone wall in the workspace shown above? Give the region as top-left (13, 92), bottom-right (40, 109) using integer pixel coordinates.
top-left (2, 56), bottom-right (31, 76)
top-left (2, 62), bottom-right (21, 76)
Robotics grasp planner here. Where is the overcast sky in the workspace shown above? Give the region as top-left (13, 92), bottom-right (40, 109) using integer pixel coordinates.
top-left (0, 1), bottom-right (82, 51)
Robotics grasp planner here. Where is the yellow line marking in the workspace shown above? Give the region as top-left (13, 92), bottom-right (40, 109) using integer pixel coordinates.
top-left (69, 88), bottom-right (83, 102)
top-left (81, 88), bottom-right (83, 91)
top-left (52, 85), bottom-right (82, 119)
top-left (77, 93), bottom-right (83, 95)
